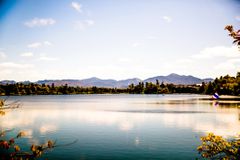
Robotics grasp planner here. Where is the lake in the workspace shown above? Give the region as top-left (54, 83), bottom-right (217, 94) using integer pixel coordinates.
top-left (1, 94), bottom-right (240, 159)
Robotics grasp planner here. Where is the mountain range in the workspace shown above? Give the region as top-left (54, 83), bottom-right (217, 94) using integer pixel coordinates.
top-left (0, 73), bottom-right (213, 88)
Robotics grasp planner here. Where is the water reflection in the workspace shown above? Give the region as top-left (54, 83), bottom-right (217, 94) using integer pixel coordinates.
top-left (1, 96), bottom-right (240, 138)
top-left (1, 95), bottom-right (240, 159)
top-left (213, 101), bottom-right (240, 108)
top-left (39, 124), bottom-right (58, 134)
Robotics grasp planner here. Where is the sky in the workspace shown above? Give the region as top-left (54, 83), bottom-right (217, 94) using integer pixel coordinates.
top-left (0, 0), bottom-right (240, 81)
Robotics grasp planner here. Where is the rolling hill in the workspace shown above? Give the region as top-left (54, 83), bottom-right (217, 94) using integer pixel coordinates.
top-left (0, 73), bottom-right (213, 88)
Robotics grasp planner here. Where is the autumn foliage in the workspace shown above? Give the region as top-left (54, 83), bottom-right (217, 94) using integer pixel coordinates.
top-left (0, 99), bottom-right (57, 160)
top-left (198, 133), bottom-right (240, 159)
top-left (225, 25), bottom-right (240, 48)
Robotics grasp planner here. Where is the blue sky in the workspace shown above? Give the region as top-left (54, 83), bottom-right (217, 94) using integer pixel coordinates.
top-left (0, 0), bottom-right (240, 81)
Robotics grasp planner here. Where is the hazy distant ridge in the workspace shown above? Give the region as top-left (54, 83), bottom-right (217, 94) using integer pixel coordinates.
top-left (144, 73), bottom-right (211, 85)
top-left (0, 73), bottom-right (212, 88)
top-left (36, 77), bottom-right (142, 88)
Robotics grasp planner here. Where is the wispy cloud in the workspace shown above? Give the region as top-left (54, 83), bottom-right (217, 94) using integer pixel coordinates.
top-left (24, 18), bottom-right (56, 27)
top-left (43, 41), bottom-right (52, 46)
top-left (118, 58), bottom-right (131, 63)
top-left (21, 52), bottom-right (33, 57)
top-left (213, 58), bottom-right (240, 71)
top-left (132, 42), bottom-right (141, 48)
top-left (0, 62), bottom-right (36, 81)
top-left (74, 20), bottom-right (95, 30)
top-left (147, 36), bottom-right (159, 40)
top-left (0, 52), bottom-right (6, 60)
top-left (158, 45), bottom-right (240, 79)
top-left (39, 56), bottom-right (59, 61)
top-left (71, 1), bottom-right (82, 13)
top-left (0, 62), bottom-right (33, 69)
top-left (176, 58), bottom-right (193, 64)
top-left (192, 46), bottom-right (240, 59)
top-left (28, 41), bottom-right (52, 48)
top-left (214, 61), bottom-right (236, 70)
top-left (28, 42), bottom-right (42, 48)
top-left (162, 16), bottom-right (172, 23)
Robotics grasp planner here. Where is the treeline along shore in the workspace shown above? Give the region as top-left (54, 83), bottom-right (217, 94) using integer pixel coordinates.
top-left (0, 73), bottom-right (240, 96)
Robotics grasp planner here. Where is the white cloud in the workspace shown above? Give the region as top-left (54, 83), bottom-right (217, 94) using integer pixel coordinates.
top-left (27, 41), bottom-right (52, 48)
top-left (0, 62), bottom-right (37, 81)
top-left (74, 20), bottom-right (95, 30)
top-left (162, 16), bottom-right (172, 23)
top-left (0, 52), bottom-right (6, 59)
top-left (71, 1), bottom-right (82, 13)
top-left (28, 42), bottom-right (42, 48)
top-left (24, 18), bottom-right (56, 27)
top-left (157, 45), bottom-right (240, 79)
top-left (21, 52), bottom-right (33, 57)
top-left (132, 42), bottom-right (141, 47)
top-left (214, 58), bottom-right (240, 70)
top-left (0, 62), bottom-right (33, 69)
top-left (147, 36), bottom-right (159, 40)
top-left (176, 58), bottom-right (193, 64)
top-left (39, 56), bottom-right (59, 61)
top-left (214, 61), bottom-right (236, 70)
top-left (43, 41), bottom-right (52, 46)
top-left (85, 20), bottom-right (95, 26)
top-left (192, 46), bottom-right (240, 59)
top-left (228, 58), bottom-right (240, 63)
top-left (118, 58), bottom-right (131, 63)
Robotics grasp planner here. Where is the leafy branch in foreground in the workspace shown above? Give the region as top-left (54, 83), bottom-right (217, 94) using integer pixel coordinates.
top-left (0, 130), bottom-right (56, 160)
top-left (0, 98), bottom-right (21, 116)
top-left (1, 129), bottom-right (78, 160)
top-left (197, 133), bottom-right (240, 159)
top-left (225, 25), bottom-right (240, 48)
top-left (0, 98), bottom-right (78, 160)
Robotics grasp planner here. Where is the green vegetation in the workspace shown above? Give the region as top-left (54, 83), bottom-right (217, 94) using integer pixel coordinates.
top-left (198, 133), bottom-right (240, 159)
top-left (0, 83), bottom-right (126, 95)
top-left (0, 73), bottom-right (240, 96)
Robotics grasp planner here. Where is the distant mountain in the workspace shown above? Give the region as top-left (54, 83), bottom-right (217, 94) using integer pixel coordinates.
top-left (36, 77), bottom-right (141, 88)
top-left (19, 81), bottom-right (31, 85)
top-left (79, 77), bottom-right (117, 88)
top-left (116, 78), bottom-right (142, 88)
top-left (37, 79), bottom-right (80, 87)
top-left (202, 78), bottom-right (213, 83)
top-left (0, 80), bottom-right (16, 85)
top-left (0, 73), bottom-right (213, 88)
top-left (144, 73), bottom-right (212, 85)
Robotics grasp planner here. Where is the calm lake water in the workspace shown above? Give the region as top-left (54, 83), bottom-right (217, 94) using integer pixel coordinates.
top-left (1, 94), bottom-right (240, 159)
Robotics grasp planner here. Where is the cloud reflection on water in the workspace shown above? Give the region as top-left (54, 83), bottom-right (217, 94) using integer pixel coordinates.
top-left (0, 99), bottom-right (240, 139)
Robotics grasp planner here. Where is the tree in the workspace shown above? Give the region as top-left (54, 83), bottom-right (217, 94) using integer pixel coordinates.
top-left (156, 79), bottom-right (159, 86)
top-left (205, 82), bottom-right (214, 94)
top-left (237, 72), bottom-right (240, 79)
top-left (225, 25), bottom-right (240, 48)
top-left (198, 82), bottom-right (206, 94)
top-left (160, 82), bottom-right (165, 88)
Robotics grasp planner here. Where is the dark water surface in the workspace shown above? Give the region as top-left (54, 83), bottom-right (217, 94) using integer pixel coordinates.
top-left (1, 94), bottom-right (240, 159)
